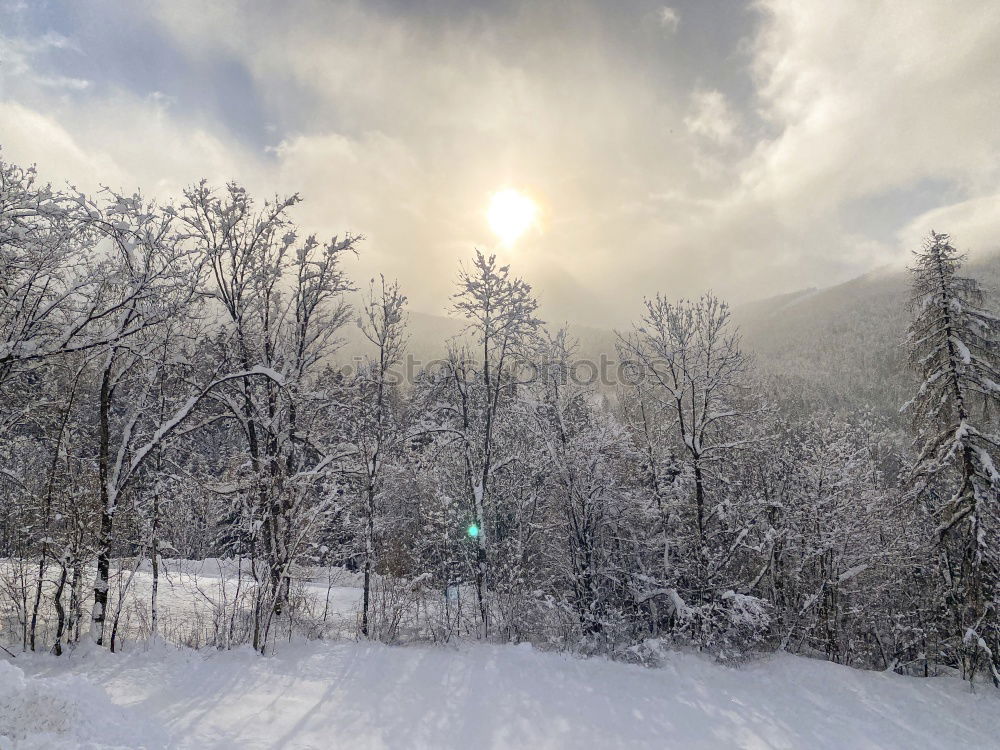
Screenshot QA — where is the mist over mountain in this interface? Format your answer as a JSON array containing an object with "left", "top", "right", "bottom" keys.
[
  {"left": 340, "top": 251, "right": 1000, "bottom": 422},
  {"left": 737, "top": 250, "right": 1000, "bottom": 417}
]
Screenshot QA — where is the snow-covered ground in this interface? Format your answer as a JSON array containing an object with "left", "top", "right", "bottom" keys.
[
  {"left": 4, "top": 638, "right": 999, "bottom": 749},
  {"left": 3, "top": 560, "right": 999, "bottom": 748},
  {"left": 0, "top": 559, "right": 363, "bottom": 648}
]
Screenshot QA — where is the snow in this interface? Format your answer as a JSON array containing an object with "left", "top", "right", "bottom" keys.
[
  {"left": 5, "top": 553, "right": 1000, "bottom": 749},
  {"left": 837, "top": 563, "right": 869, "bottom": 583},
  {"left": 974, "top": 446, "right": 1000, "bottom": 484},
  {"left": 0, "top": 658, "right": 165, "bottom": 749},
  {"left": 950, "top": 335, "right": 972, "bottom": 365},
  {"left": 4, "top": 641, "right": 998, "bottom": 749},
  {"left": 246, "top": 365, "right": 285, "bottom": 386},
  {"left": 3, "top": 558, "right": 362, "bottom": 648}
]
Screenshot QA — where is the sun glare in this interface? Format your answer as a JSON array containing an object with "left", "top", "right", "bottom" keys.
[{"left": 487, "top": 189, "right": 538, "bottom": 245}]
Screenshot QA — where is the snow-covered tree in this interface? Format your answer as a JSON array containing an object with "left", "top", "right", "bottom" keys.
[
  {"left": 443, "top": 250, "right": 542, "bottom": 635},
  {"left": 0, "top": 157, "right": 180, "bottom": 385},
  {"left": 529, "top": 329, "right": 635, "bottom": 643},
  {"left": 616, "top": 294, "right": 767, "bottom": 654},
  {"left": 905, "top": 231, "right": 1000, "bottom": 685},
  {"left": 351, "top": 276, "right": 408, "bottom": 637},
  {"left": 179, "top": 181, "right": 357, "bottom": 650},
  {"left": 621, "top": 294, "right": 753, "bottom": 545}
]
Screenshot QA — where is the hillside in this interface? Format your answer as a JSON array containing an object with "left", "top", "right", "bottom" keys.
[
  {"left": 737, "top": 252, "right": 1000, "bottom": 417},
  {"left": 339, "top": 252, "right": 1000, "bottom": 419}
]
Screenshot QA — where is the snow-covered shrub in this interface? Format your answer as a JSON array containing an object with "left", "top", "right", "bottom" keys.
[{"left": 672, "top": 591, "right": 773, "bottom": 664}]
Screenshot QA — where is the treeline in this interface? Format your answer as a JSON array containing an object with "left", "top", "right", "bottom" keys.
[{"left": 1, "top": 153, "right": 997, "bottom": 684}]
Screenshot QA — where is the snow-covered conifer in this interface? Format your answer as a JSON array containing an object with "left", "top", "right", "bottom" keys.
[{"left": 905, "top": 231, "right": 1000, "bottom": 684}]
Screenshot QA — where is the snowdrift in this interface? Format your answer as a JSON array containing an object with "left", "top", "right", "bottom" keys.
[{"left": 0, "top": 658, "right": 163, "bottom": 749}]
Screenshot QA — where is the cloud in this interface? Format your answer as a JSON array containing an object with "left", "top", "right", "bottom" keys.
[
  {"left": 685, "top": 89, "right": 739, "bottom": 147},
  {"left": 2, "top": 0, "right": 999, "bottom": 327},
  {"left": 0, "top": 32, "right": 90, "bottom": 90},
  {"left": 0, "top": 101, "right": 114, "bottom": 184},
  {"left": 0, "top": 93, "right": 261, "bottom": 200},
  {"left": 658, "top": 7, "right": 680, "bottom": 33},
  {"left": 900, "top": 194, "right": 1000, "bottom": 257},
  {"left": 140, "top": 0, "right": 709, "bottom": 320},
  {"left": 745, "top": 0, "right": 1000, "bottom": 214}
]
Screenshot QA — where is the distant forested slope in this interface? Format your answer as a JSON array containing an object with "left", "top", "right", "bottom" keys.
[{"left": 338, "top": 251, "right": 1000, "bottom": 420}]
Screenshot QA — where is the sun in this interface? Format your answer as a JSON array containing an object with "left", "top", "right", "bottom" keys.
[{"left": 487, "top": 189, "right": 538, "bottom": 245}]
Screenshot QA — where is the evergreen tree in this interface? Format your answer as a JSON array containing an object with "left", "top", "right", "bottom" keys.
[{"left": 905, "top": 230, "right": 1000, "bottom": 685}]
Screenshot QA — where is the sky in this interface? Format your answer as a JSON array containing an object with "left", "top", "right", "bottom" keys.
[{"left": 2, "top": 0, "right": 999, "bottom": 326}]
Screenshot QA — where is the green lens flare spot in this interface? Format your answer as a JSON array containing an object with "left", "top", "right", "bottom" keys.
[{"left": 467, "top": 524, "right": 480, "bottom": 538}]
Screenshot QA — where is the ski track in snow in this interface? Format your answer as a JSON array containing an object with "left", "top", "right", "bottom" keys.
[{"left": 6, "top": 639, "right": 1000, "bottom": 750}]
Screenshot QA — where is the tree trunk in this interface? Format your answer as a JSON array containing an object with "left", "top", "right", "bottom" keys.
[
  {"left": 51, "top": 560, "right": 69, "bottom": 656},
  {"left": 92, "top": 358, "right": 114, "bottom": 646}
]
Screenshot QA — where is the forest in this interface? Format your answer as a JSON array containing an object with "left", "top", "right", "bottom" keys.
[{"left": 2, "top": 150, "right": 999, "bottom": 690}]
